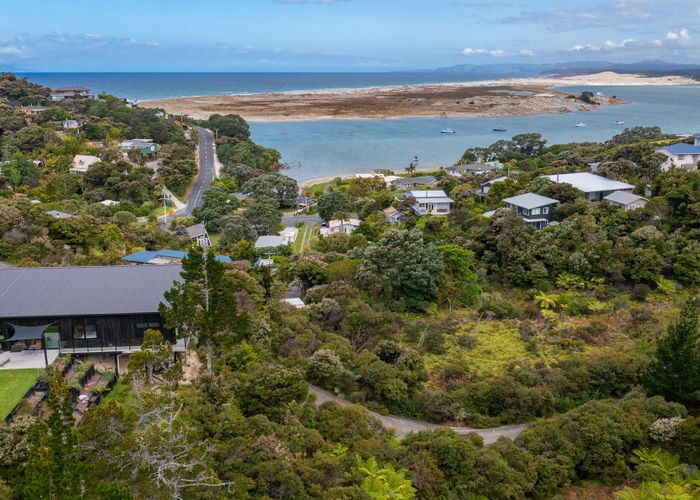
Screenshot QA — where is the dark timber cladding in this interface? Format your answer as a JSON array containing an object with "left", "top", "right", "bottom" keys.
[{"left": 0, "top": 265, "right": 182, "bottom": 353}]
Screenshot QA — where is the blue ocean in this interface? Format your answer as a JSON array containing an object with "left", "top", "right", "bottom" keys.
[{"left": 20, "top": 73, "right": 700, "bottom": 181}]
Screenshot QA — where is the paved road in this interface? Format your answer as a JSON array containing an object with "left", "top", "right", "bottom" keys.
[
  {"left": 184, "top": 127, "right": 217, "bottom": 216},
  {"left": 309, "top": 385, "right": 527, "bottom": 444},
  {"left": 282, "top": 213, "right": 322, "bottom": 226}
]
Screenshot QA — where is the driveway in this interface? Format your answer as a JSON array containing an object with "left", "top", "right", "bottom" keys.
[
  {"left": 309, "top": 385, "right": 527, "bottom": 444},
  {"left": 282, "top": 213, "right": 322, "bottom": 226}
]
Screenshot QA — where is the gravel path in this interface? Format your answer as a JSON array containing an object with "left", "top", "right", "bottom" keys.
[{"left": 309, "top": 385, "right": 527, "bottom": 444}]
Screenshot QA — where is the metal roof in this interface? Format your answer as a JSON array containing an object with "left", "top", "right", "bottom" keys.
[
  {"left": 661, "top": 143, "right": 700, "bottom": 155},
  {"left": 255, "top": 235, "right": 286, "bottom": 248},
  {"left": 0, "top": 265, "right": 183, "bottom": 318},
  {"left": 393, "top": 175, "right": 437, "bottom": 185},
  {"left": 123, "top": 249, "right": 231, "bottom": 264},
  {"left": 503, "top": 193, "right": 559, "bottom": 210},
  {"left": 543, "top": 173, "right": 634, "bottom": 193},
  {"left": 603, "top": 191, "right": 647, "bottom": 205},
  {"left": 409, "top": 190, "right": 453, "bottom": 203},
  {"left": 185, "top": 223, "right": 208, "bottom": 238}
]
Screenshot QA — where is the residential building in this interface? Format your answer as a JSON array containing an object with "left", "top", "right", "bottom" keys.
[
  {"left": 296, "top": 195, "right": 316, "bottom": 210},
  {"left": 657, "top": 134, "right": 700, "bottom": 170},
  {"left": 447, "top": 161, "right": 504, "bottom": 177},
  {"left": 123, "top": 249, "right": 232, "bottom": 265},
  {"left": 46, "top": 210, "right": 73, "bottom": 220},
  {"left": 120, "top": 138, "right": 159, "bottom": 155},
  {"left": 409, "top": 190, "right": 453, "bottom": 216},
  {"left": 320, "top": 218, "right": 361, "bottom": 237},
  {"left": 100, "top": 199, "right": 119, "bottom": 207},
  {"left": 20, "top": 106, "right": 47, "bottom": 116},
  {"left": 51, "top": 86, "right": 94, "bottom": 102},
  {"left": 185, "top": 223, "right": 211, "bottom": 248},
  {"left": 603, "top": 191, "right": 648, "bottom": 211},
  {"left": 254, "top": 258, "right": 275, "bottom": 268},
  {"left": 543, "top": 172, "right": 634, "bottom": 201},
  {"left": 283, "top": 298, "right": 305, "bottom": 309},
  {"left": 0, "top": 265, "right": 184, "bottom": 363},
  {"left": 390, "top": 175, "right": 438, "bottom": 189},
  {"left": 255, "top": 235, "right": 286, "bottom": 249},
  {"left": 61, "top": 119, "right": 80, "bottom": 129},
  {"left": 280, "top": 227, "right": 299, "bottom": 244},
  {"left": 69, "top": 154, "right": 101, "bottom": 175},
  {"left": 383, "top": 206, "right": 405, "bottom": 225},
  {"left": 479, "top": 176, "right": 510, "bottom": 195},
  {"left": 502, "top": 193, "right": 558, "bottom": 230}
]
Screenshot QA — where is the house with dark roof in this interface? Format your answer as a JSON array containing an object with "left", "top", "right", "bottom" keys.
[
  {"left": 389, "top": 175, "right": 438, "bottom": 189},
  {"left": 51, "top": 86, "right": 94, "bottom": 102},
  {"left": 502, "top": 193, "right": 558, "bottom": 229},
  {"left": 0, "top": 265, "right": 184, "bottom": 364},
  {"left": 657, "top": 135, "right": 700, "bottom": 170},
  {"left": 185, "top": 223, "right": 211, "bottom": 248}
]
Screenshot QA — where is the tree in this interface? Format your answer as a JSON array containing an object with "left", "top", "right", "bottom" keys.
[
  {"left": 238, "top": 363, "right": 308, "bottom": 421},
  {"left": 219, "top": 216, "right": 256, "bottom": 247},
  {"left": 4, "top": 153, "right": 40, "bottom": 188},
  {"left": 287, "top": 251, "right": 328, "bottom": 292},
  {"left": 645, "top": 300, "right": 700, "bottom": 409},
  {"left": 317, "top": 191, "right": 352, "bottom": 221},
  {"left": 23, "top": 372, "right": 82, "bottom": 499},
  {"left": 356, "top": 229, "right": 444, "bottom": 311},
  {"left": 129, "top": 329, "right": 175, "bottom": 384},
  {"left": 161, "top": 247, "right": 249, "bottom": 372},
  {"left": 242, "top": 196, "right": 281, "bottom": 236},
  {"left": 241, "top": 173, "right": 298, "bottom": 208},
  {"left": 354, "top": 456, "right": 416, "bottom": 500},
  {"left": 207, "top": 114, "right": 250, "bottom": 141},
  {"left": 192, "top": 186, "right": 238, "bottom": 232},
  {"left": 436, "top": 244, "right": 481, "bottom": 309}
]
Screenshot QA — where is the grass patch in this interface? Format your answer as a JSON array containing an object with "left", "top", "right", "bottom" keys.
[
  {"left": 102, "top": 379, "right": 141, "bottom": 410},
  {"left": 292, "top": 224, "right": 311, "bottom": 254},
  {"left": 0, "top": 369, "right": 42, "bottom": 418}
]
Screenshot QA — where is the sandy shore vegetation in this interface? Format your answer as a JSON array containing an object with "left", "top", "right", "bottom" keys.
[{"left": 141, "top": 72, "right": 696, "bottom": 121}]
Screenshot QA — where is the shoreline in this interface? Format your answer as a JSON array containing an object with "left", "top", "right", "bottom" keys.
[{"left": 141, "top": 72, "right": 696, "bottom": 121}]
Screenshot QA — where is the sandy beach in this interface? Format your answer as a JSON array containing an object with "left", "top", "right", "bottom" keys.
[{"left": 140, "top": 72, "right": 695, "bottom": 121}]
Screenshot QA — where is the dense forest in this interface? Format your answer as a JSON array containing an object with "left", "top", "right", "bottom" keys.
[{"left": 1, "top": 73, "right": 699, "bottom": 499}]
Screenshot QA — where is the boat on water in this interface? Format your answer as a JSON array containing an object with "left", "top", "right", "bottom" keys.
[
  {"left": 441, "top": 129, "right": 456, "bottom": 134},
  {"left": 493, "top": 127, "right": 507, "bottom": 132},
  {"left": 575, "top": 122, "right": 587, "bottom": 128},
  {"left": 615, "top": 120, "right": 624, "bottom": 125}
]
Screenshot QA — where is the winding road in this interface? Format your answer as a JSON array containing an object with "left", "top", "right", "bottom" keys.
[
  {"left": 309, "top": 385, "right": 527, "bottom": 444},
  {"left": 183, "top": 127, "right": 217, "bottom": 216}
]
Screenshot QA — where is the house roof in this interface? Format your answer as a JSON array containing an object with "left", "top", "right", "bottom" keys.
[
  {"left": 603, "top": 191, "right": 647, "bottom": 205},
  {"left": 409, "top": 190, "right": 454, "bottom": 204},
  {"left": 481, "top": 176, "right": 510, "bottom": 187},
  {"left": 660, "top": 143, "right": 700, "bottom": 155},
  {"left": 543, "top": 173, "right": 633, "bottom": 193},
  {"left": 0, "top": 265, "right": 183, "bottom": 318},
  {"left": 46, "top": 210, "right": 72, "bottom": 219},
  {"left": 503, "top": 193, "right": 559, "bottom": 210},
  {"left": 280, "top": 227, "right": 299, "bottom": 237},
  {"left": 54, "top": 86, "right": 90, "bottom": 92},
  {"left": 71, "top": 155, "right": 100, "bottom": 171},
  {"left": 393, "top": 175, "right": 437, "bottom": 185},
  {"left": 185, "top": 223, "right": 208, "bottom": 239},
  {"left": 123, "top": 249, "right": 231, "bottom": 264},
  {"left": 255, "top": 235, "right": 286, "bottom": 248},
  {"left": 383, "top": 206, "right": 399, "bottom": 216},
  {"left": 449, "top": 162, "right": 503, "bottom": 172},
  {"left": 282, "top": 298, "right": 305, "bottom": 308},
  {"left": 328, "top": 218, "right": 361, "bottom": 228}
]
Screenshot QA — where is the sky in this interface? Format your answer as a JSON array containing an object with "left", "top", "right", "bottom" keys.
[{"left": 1, "top": 0, "right": 700, "bottom": 71}]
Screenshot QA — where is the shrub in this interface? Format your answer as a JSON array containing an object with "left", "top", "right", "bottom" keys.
[{"left": 306, "top": 349, "right": 345, "bottom": 389}]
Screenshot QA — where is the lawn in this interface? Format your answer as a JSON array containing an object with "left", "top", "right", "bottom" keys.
[
  {"left": 0, "top": 369, "right": 42, "bottom": 418},
  {"left": 292, "top": 224, "right": 313, "bottom": 254}
]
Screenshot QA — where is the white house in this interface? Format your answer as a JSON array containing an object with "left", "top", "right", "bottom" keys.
[
  {"left": 46, "top": 210, "right": 73, "bottom": 220},
  {"left": 282, "top": 298, "right": 305, "bottom": 309},
  {"left": 100, "top": 199, "right": 120, "bottom": 207},
  {"left": 543, "top": 172, "right": 634, "bottom": 201},
  {"left": 279, "top": 227, "right": 299, "bottom": 245},
  {"left": 447, "top": 161, "right": 504, "bottom": 177},
  {"left": 603, "top": 191, "right": 648, "bottom": 211},
  {"left": 69, "top": 154, "right": 101, "bottom": 175},
  {"left": 320, "top": 218, "right": 361, "bottom": 237},
  {"left": 409, "top": 190, "right": 453, "bottom": 216},
  {"left": 61, "top": 119, "right": 80, "bottom": 129},
  {"left": 657, "top": 134, "right": 700, "bottom": 170}
]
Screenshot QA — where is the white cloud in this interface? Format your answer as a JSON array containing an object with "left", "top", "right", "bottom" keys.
[
  {"left": 570, "top": 28, "right": 693, "bottom": 53},
  {"left": 462, "top": 47, "right": 534, "bottom": 57}
]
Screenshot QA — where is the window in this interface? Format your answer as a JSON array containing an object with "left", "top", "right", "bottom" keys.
[
  {"left": 73, "top": 324, "right": 85, "bottom": 339},
  {"left": 542, "top": 207, "right": 549, "bottom": 215},
  {"left": 531, "top": 208, "right": 541, "bottom": 215},
  {"left": 85, "top": 324, "right": 97, "bottom": 339}
]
